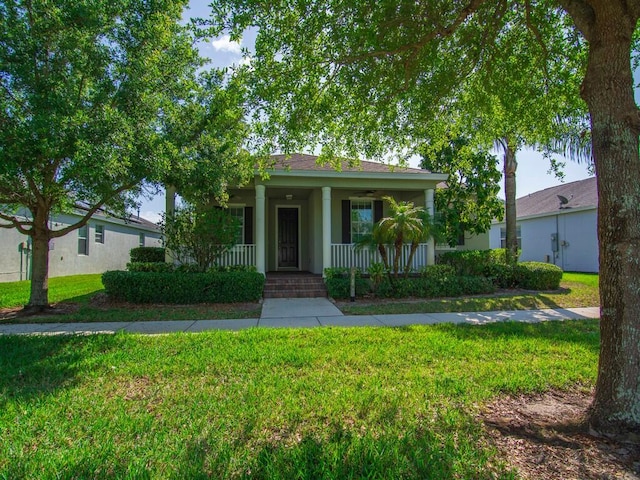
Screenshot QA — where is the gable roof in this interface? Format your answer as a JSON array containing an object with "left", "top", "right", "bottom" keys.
[
  {"left": 516, "top": 176, "right": 597, "bottom": 218},
  {"left": 268, "top": 153, "right": 428, "bottom": 174}
]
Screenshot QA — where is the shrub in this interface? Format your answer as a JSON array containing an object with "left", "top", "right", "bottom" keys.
[
  {"left": 323, "top": 268, "right": 369, "bottom": 299},
  {"left": 102, "top": 271, "right": 265, "bottom": 303},
  {"left": 374, "top": 273, "right": 494, "bottom": 299},
  {"left": 209, "top": 265, "right": 257, "bottom": 273},
  {"left": 514, "top": 262, "right": 563, "bottom": 290},
  {"left": 483, "top": 263, "right": 517, "bottom": 288},
  {"left": 439, "top": 248, "right": 518, "bottom": 276},
  {"left": 130, "top": 247, "right": 166, "bottom": 263},
  {"left": 127, "top": 262, "right": 175, "bottom": 273}
]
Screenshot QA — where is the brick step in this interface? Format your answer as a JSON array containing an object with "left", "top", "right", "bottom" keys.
[
  {"left": 264, "top": 289, "right": 327, "bottom": 298},
  {"left": 263, "top": 274, "right": 327, "bottom": 298}
]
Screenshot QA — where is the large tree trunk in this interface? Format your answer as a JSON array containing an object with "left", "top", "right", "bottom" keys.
[
  {"left": 28, "top": 227, "right": 51, "bottom": 310},
  {"left": 502, "top": 138, "right": 518, "bottom": 265},
  {"left": 574, "top": 1, "right": 640, "bottom": 436}
]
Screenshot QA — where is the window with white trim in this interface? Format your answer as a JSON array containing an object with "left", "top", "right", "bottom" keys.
[
  {"left": 350, "top": 200, "right": 373, "bottom": 243},
  {"left": 500, "top": 225, "right": 522, "bottom": 249},
  {"left": 139, "top": 232, "right": 145, "bottom": 247},
  {"left": 95, "top": 224, "right": 104, "bottom": 244},
  {"left": 78, "top": 225, "right": 89, "bottom": 255},
  {"left": 228, "top": 206, "right": 245, "bottom": 244}
]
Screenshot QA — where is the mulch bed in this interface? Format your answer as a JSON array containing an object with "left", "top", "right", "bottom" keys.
[{"left": 479, "top": 389, "right": 640, "bottom": 479}]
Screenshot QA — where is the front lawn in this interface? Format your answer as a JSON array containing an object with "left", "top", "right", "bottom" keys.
[
  {"left": 0, "top": 320, "right": 599, "bottom": 479},
  {"left": 0, "top": 274, "right": 104, "bottom": 309}
]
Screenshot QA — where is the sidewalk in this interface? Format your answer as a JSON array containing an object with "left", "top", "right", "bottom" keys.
[{"left": 0, "top": 297, "right": 600, "bottom": 336}]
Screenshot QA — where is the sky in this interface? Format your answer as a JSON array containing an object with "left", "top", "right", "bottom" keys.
[{"left": 137, "top": 3, "right": 594, "bottom": 223}]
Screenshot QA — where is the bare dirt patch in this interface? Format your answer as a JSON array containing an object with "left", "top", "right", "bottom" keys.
[{"left": 480, "top": 389, "right": 640, "bottom": 479}]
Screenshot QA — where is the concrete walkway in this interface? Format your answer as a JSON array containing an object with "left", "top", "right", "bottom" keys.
[{"left": 0, "top": 297, "right": 600, "bottom": 335}]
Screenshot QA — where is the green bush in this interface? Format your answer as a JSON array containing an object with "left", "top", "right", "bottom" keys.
[
  {"left": 127, "top": 262, "right": 175, "bottom": 273},
  {"left": 439, "top": 249, "right": 516, "bottom": 276},
  {"left": 371, "top": 274, "right": 494, "bottom": 299},
  {"left": 482, "top": 263, "right": 517, "bottom": 288},
  {"left": 323, "top": 268, "right": 369, "bottom": 299},
  {"left": 514, "top": 262, "right": 563, "bottom": 290},
  {"left": 130, "top": 247, "right": 166, "bottom": 263},
  {"left": 102, "top": 271, "right": 265, "bottom": 304},
  {"left": 209, "top": 265, "right": 257, "bottom": 273}
]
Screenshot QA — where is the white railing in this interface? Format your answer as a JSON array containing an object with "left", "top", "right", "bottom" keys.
[
  {"left": 217, "top": 244, "right": 256, "bottom": 267},
  {"left": 331, "top": 243, "right": 428, "bottom": 272}
]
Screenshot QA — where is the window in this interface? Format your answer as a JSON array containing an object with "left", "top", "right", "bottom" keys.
[
  {"left": 78, "top": 225, "right": 89, "bottom": 255},
  {"left": 228, "top": 206, "right": 245, "bottom": 244},
  {"left": 95, "top": 225, "right": 104, "bottom": 244},
  {"left": 500, "top": 225, "right": 522, "bottom": 249},
  {"left": 350, "top": 200, "right": 373, "bottom": 243},
  {"left": 139, "top": 232, "right": 145, "bottom": 247}
]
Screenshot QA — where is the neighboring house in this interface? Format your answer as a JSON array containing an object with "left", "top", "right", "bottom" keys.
[
  {"left": 0, "top": 208, "right": 162, "bottom": 282},
  {"left": 489, "top": 177, "right": 598, "bottom": 272},
  {"left": 167, "top": 153, "right": 487, "bottom": 275}
]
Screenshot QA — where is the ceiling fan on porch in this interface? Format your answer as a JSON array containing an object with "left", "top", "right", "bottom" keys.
[{"left": 352, "top": 189, "right": 384, "bottom": 198}]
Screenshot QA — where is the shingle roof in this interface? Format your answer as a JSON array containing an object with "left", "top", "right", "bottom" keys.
[
  {"left": 517, "top": 176, "right": 597, "bottom": 217},
  {"left": 268, "top": 153, "right": 428, "bottom": 174}
]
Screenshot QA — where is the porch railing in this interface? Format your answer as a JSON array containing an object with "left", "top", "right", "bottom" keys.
[
  {"left": 217, "top": 244, "right": 256, "bottom": 267},
  {"left": 331, "top": 243, "right": 428, "bottom": 272}
]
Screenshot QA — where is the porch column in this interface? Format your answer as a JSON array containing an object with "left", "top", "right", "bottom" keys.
[
  {"left": 322, "top": 186, "right": 332, "bottom": 275},
  {"left": 255, "top": 184, "right": 266, "bottom": 275},
  {"left": 165, "top": 185, "right": 176, "bottom": 264},
  {"left": 425, "top": 188, "right": 435, "bottom": 265}
]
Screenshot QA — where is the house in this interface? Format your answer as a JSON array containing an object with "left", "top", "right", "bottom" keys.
[
  {"left": 489, "top": 177, "right": 598, "bottom": 272},
  {"left": 166, "top": 153, "right": 488, "bottom": 275},
  {"left": 0, "top": 207, "right": 162, "bottom": 282}
]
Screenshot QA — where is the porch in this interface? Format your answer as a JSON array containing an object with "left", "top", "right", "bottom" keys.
[{"left": 217, "top": 242, "right": 430, "bottom": 272}]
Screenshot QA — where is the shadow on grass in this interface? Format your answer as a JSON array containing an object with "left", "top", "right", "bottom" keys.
[
  {"left": 0, "top": 334, "right": 120, "bottom": 402},
  {"left": 431, "top": 319, "right": 600, "bottom": 351},
  {"left": 176, "top": 424, "right": 512, "bottom": 480}
]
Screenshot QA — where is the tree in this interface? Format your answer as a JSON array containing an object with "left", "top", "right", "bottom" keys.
[
  {"left": 212, "top": 0, "right": 640, "bottom": 435},
  {"left": 420, "top": 136, "right": 503, "bottom": 247},
  {"left": 0, "top": 0, "right": 235, "bottom": 310},
  {"left": 160, "top": 204, "right": 239, "bottom": 271}
]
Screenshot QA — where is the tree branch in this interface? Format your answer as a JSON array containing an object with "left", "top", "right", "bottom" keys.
[
  {"left": 0, "top": 211, "right": 33, "bottom": 235},
  {"left": 337, "top": 0, "right": 487, "bottom": 64},
  {"left": 524, "top": 0, "right": 550, "bottom": 79},
  {"left": 50, "top": 182, "right": 138, "bottom": 238},
  {"left": 559, "top": 0, "right": 595, "bottom": 40}
]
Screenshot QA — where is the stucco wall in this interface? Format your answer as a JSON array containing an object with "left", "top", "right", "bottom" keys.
[
  {"left": 490, "top": 209, "right": 598, "bottom": 272},
  {"left": 0, "top": 213, "right": 162, "bottom": 282}
]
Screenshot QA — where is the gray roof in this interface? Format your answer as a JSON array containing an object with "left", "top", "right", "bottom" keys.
[
  {"left": 268, "top": 153, "right": 428, "bottom": 174},
  {"left": 517, "top": 176, "right": 597, "bottom": 218}
]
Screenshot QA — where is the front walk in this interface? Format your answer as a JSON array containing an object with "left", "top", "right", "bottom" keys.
[{"left": 0, "top": 298, "right": 600, "bottom": 335}]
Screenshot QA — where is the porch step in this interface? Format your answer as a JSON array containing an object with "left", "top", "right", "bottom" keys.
[{"left": 263, "top": 274, "right": 327, "bottom": 298}]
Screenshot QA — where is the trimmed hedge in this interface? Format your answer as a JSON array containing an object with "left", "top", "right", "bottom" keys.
[
  {"left": 323, "top": 267, "right": 495, "bottom": 300},
  {"left": 439, "top": 249, "right": 513, "bottom": 276},
  {"left": 130, "top": 247, "right": 166, "bottom": 263},
  {"left": 127, "top": 262, "right": 175, "bottom": 273},
  {"left": 102, "top": 270, "right": 265, "bottom": 304},
  {"left": 515, "top": 262, "right": 563, "bottom": 290}
]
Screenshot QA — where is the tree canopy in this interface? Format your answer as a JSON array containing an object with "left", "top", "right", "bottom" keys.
[
  {"left": 211, "top": 0, "right": 640, "bottom": 436},
  {"left": 0, "top": 0, "right": 250, "bottom": 307}
]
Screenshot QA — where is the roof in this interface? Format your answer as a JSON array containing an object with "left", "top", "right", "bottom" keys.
[
  {"left": 268, "top": 153, "right": 428, "bottom": 174},
  {"left": 516, "top": 176, "right": 597, "bottom": 218}
]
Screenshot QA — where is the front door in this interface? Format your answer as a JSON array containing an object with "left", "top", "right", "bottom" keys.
[{"left": 278, "top": 207, "right": 299, "bottom": 269}]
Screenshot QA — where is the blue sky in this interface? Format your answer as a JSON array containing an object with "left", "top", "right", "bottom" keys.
[{"left": 137, "top": 4, "right": 593, "bottom": 222}]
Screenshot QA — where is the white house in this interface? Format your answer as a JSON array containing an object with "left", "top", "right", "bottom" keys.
[
  {"left": 0, "top": 208, "right": 162, "bottom": 282},
  {"left": 167, "top": 153, "right": 488, "bottom": 275},
  {"left": 490, "top": 177, "right": 598, "bottom": 272}
]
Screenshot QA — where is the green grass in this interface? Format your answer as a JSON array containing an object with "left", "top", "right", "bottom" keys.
[
  {"left": 0, "top": 320, "right": 599, "bottom": 479},
  {"left": 0, "top": 274, "right": 104, "bottom": 308},
  {"left": 340, "top": 272, "right": 599, "bottom": 316}
]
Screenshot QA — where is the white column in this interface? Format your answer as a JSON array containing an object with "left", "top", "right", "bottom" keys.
[
  {"left": 164, "top": 185, "right": 177, "bottom": 264},
  {"left": 425, "top": 188, "right": 435, "bottom": 265},
  {"left": 255, "top": 184, "right": 266, "bottom": 275},
  {"left": 322, "top": 186, "right": 332, "bottom": 275}
]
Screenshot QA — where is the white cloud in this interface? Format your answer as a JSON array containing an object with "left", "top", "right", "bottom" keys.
[{"left": 211, "top": 35, "right": 242, "bottom": 55}]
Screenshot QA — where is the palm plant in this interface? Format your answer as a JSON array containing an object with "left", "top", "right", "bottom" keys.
[{"left": 377, "top": 197, "right": 427, "bottom": 278}]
